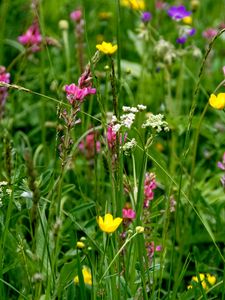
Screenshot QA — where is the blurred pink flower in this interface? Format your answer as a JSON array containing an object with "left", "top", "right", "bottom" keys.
[
  {"left": 79, "top": 131, "right": 101, "bottom": 159},
  {"left": 217, "top": 152, "right": 225, "bottom": 170},
  {"left": 122, "top": 208, "right": 136, "bottom": 220},
  {"left": 107, "top": 125, "right": 117, "bottom": 149},
  {"left": 65, "top": 83, "right": 96, "bottom": 104},
  {"left": 18, "top": 22, "right": 42, "bottom": 52},
  {"left": 202, "top": 28, "right": 218, "bottom": 39},
  {"left": 0, "top": 66, "right": 10, "bottom": 117},
  {"left": 70, "top": 10, "right": 82, "bottom": 22}
]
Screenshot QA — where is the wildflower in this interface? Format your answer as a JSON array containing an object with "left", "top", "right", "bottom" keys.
[
  {"left": 167, "top": 5, "right": 191, "bottom": 21},
  {"left": 154, "top": 39, "right": 177, "bottom": 65},
  {"left": 189, "top": 273, "right": 216, "bottom": 290},
  {"left": 176, "top": 27, "right": 196, "bottom": 44},
  {"left": 137, "top": 104, "right": 147, "bottom": 111},
  {"left": 135, "top": 226, "right": 144, "bottom": 233},
  {"left": 191, "top": 0, "right": 200, "bottom": 11},
  {"left": 107, "top": 125, "right": 117, "bottom": 149},
  {"left": 218, "top": 153, "right": 225, "bottom": 170},
  {"left": 120, "top": 113, "right": 136, "bottom": 129},
  {"left": 65, "top": 83, "right": 96, "bottom": 104},
  {"left": 122, "top": 208, "right": 136, "bottom": 220},
  {"left": 74, "top": 266, "right": 92, "bottom": 285},
  {"left": 0, "top": 66, "right": 10, "bottom": 117},
  {"left": 70, "top": 10, "right": 82, "bottom": 22},
  {"left": 141, "top": 12, "right": 152, "bottom": 23},
  {"left": 97, "top": 213, "right": 122, "bottom": 233},
  {"left": 18, "top": 22, "right": 42, "bottom": 52},
  {"left": 121, "top": 0, "right": 145, "bottom": 10},
  {"left": 79, "top": 131, "right": 101, "bottom": 158},
  {"left": 58, "top": 20, "right": 69, "bottom": 30},
  {"left": 182, "top": 16, "right": 192, "bottom": 25},
  {"left": 122, "top": 138, "right": 137, "bottom": 155},
  {"left": 206, "top": 274, "right": 216, "bottom": 286},
  {"left": 122, "top": 106, "right": 139, "bottom": 113},
  {"left": 142, "top": 113, "right": 169, "bottom": 132},
  {"left": 96, "top": 41, "right": 118, "bottom": 55},
  {"left": 202, "top": 28, "right": 218, "bottom": 39},
  {"left": 144, "top": 173, "right": 157, "bottom": 208},
  {"left": 209, "top": 93, "right": 225, "bottom": 110},
  {"left": 76, "top": 241, "right": 85, "bottom": 249}
]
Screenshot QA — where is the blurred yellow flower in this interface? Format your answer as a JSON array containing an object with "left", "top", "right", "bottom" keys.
[
  {"left": 74, "top": 266, "right": 92, "bottom": 285},
  {"left": 76, "top": 241, "right": 85, "bottom": 249},
  {"left": 121, "top": 0, "right": 145, "bottom": 10},
  {"left": 206, "top": 273, "right": 216, "bottom": 285},
  {"left": 96, "top": 41, "right": 118, "bottom": 55},
  {"left": 98, "top": 12, "right": 112, "bottom": 20},
  {"left": 209, "top": 93, "right": 225, "bottom": 110},
  {"left": 183, "top": 16, "right": 192, "bottom": 25},
  {"left": 97, "top": 213, "right": 122, "bottom": 233}
]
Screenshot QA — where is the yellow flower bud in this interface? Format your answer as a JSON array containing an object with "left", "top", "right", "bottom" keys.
[{"left": 135, "top": 226, "right": 144, "bottom": 233}]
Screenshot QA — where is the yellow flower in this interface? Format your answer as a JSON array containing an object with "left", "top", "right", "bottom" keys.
[
  {"left": 209, "top": 93, "right": 225, "bottom": 110},
  {"left": 74, "top": 266, "right": 92, "bottom": 285},
  {"left": 76, "top": 241, "right": 85, "bottom": 249},
  {"left": 96, "top": 41, "right": 118, "bottom": 55},
  {"left": 182, "top": 16, "right": 192, "bottom": 25},
  {"left": 121, "top": 0, "right": 145, "bottom": 10},
  {"left": 97, "top": 213, "right": 122, "bottom": 233},
  {"left": 206, "top": 274, "right": 216, "bottom": 286},
  {"left": 135, "top": 226, "right": 145, "bottom": 233}
]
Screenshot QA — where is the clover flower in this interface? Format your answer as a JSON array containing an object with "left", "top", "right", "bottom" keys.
[
  {"left": 97, "top": 213, "right": 122, "bottom": 233},
  {"left": 74, "top": 266, "right": 92, "bottom": 285},
  {"left": 167, "top": 5, "right": 191, "bottom": 21},
  {"left": 209, "top": 93, "right": 225, "bottom": 110},
  {"left": 70, "top": 10, "right": 82, "bottom": 22},
  {"left": 96, "top": 41, "right": 118, "bottom": 55}
]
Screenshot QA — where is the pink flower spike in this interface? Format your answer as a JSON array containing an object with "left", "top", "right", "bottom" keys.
[
  {"left": 65, "top": 83, "right": 96, "bottom": 104},
  {"left": 18, "top": 23, "right": 42, "bottom": 52},
  {"left": 223, "top": 66, "right": 225, "bottom": 77}
]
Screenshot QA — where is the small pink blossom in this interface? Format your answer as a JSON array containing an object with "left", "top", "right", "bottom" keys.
[
  {"left": 70, "top": 10, "right": 82, "bottom": 22},
  {"left": 65, "top": 83, "right": 96, "bottom": 104},
  {"left": 217, "top": 153, "right": 225, "bottom": 170},
  {"left": 0, "top": 66, "right": 10, "bottom": 117},
  {"left": 18, "top": 23, "right": 42, "bottom": 52},
  {"left": 122, "top": 208, "right": 136, "bottom": 220},
  {"left": 79, "top": 131, "right": 101, "bottom": 159},
  {"left": 155, "top": 245, "right": 162, "bottom": 251},
  {"left": 107, "top": 125, "right": 117, "bottom": 149},
  {"left": 202, "top": 28, "right": 218, "bottom": 39}
]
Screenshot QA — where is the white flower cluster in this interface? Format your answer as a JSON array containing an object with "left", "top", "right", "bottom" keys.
[
  {"left": 142, "top": 113, "right": 169, "bottom": 132},
  {"left": 111, "top": 104, "right": 147, "bottom": 133},
  {"left": 122, "top": 138, "right": 137, "bottom": 155},
  {"left": 154, "top": 39, "right": 177, "bottom": 65}
]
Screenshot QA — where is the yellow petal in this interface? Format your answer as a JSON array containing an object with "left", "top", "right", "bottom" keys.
[
  {"left": 209, "top": 93, "right": 225, "bottom": 110},
  {"left": 104, "top": 213, "right": 113, "bottom": 225}
]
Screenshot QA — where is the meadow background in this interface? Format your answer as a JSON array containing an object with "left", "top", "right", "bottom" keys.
[{"left": 0, "top": 0, "right": 225, "bottom": 299}]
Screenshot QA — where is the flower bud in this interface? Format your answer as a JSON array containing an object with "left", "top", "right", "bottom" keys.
[{"left": 135, "top": 226, "right": 144, "bottom": 234}]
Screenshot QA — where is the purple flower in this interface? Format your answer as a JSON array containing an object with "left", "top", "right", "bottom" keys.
[
  {"left": 176, "top": 36, "right": 187, "bottom": 44},
  {"left": 217, "top": 153, "right": 225, "bottom": 170},
  {"left": 141, "top": 11, "right": 152, "bottom": 23},
  {"left": 167, "top": 5, "right": 191, "bottom": 21},
  {"left": 176, "top": 26, "right": 196, "bottom": 44}
]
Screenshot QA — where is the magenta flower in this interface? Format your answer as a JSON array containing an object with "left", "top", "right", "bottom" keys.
[
  {"left": 0, "top": 66, "right": 10, "bottom": 117},
  {"left": 122, "top": 208, "right": 136, "bottom": 220},
  {"left": 70, "top": 10, "right": 82, "bottom": 22},
  {"left": 65, "top": 83, "right": 96, "bottom": 104},
  {"left": 217, "top": 153, "right": 225, "bottom": 170},
  {"left": 167, "top": 5, "right": 191, "bottom": 21},
  {"left": 177, "top": 27, "right": 196, "bottom": 44},
  {"left": 18, "top": 23, "right": 42, "bottom": 52},
  {"left": 79, "top": 131, "right": 101, "bottom": 159},
  {"left": 107, "top": 125, "right": 117, "bottom": 149}
]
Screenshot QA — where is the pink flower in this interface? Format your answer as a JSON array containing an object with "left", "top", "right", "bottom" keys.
[
  {"left": 122, "top": 208, "right": 136, "bottom": 220},
  {"left": 65, "top": 83, "right": 96, "bottom": 104},
  {"left": 218, "top": 153, "right": 225, "bottom": 170},
  {"left": 18, "top": 23, "right": 42, "bottom": 52},
  {"left": 0, "top": 66, "right": 10, "bottom": 86},
  {"left": 79, "top": 131, "right": 101, "bottom": 159},
  {"left": 0, "top": 66, "right": 10, "bottom": 117},
  {"left": 107, "top": 125, "right": 117, "bottom": 149},
  {"left": 144, "top": 172, "right": 157, "bottom": 208},
  {"left": 70, "top": 10, "right": 82, "bottom": 22},
  {"left": 202, "top": 28, "right": 218, "bottom": 39}
]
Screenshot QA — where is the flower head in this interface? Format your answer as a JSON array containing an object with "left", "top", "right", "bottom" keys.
[
  {"left": 209, "top": 93, "right": 225, "bottom": 110},
  {"left": 70, "top": 10, "right": 82, "bottom": 22},
  {"left": 122, "top": 208, "right": 136, "bottom": 220},
  {"left": 97, "top": 213, "right": 122, "bottom": 233},
  {"left": 218, "top": 152, "right": 225, "bottom": 170},
  {"left": 96, "top": 41, "right": 118, "bottom": 55},
  {"left": 167, "top": 5, "right": 191, "bottom": 21},
  {"left": 121, "top": 0, "right": 145, "bottom": 10},
  {"left": 74, "top": 266, "right": 92, "bottom": 285},
  {"left": 202, "top": 28, "right": 218, "bottom": 39},
  {"left": 141, "top": 11, "right": 152, "bottom": 23},
  {"left": 65, "top": 83, "right": 96, "bottom": 104},
  {"left": 18, "top": 22, "right": 42, "bottom": 52}
]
